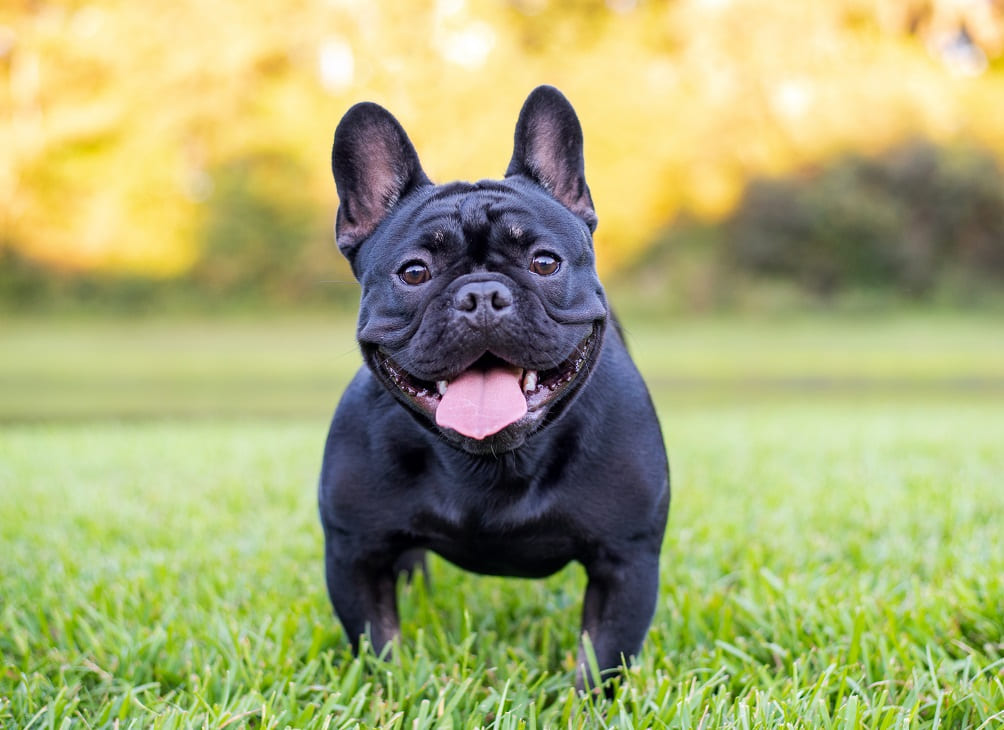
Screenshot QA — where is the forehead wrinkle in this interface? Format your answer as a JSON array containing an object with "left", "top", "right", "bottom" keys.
[
  {"left": 411, "top": 182, "right": 473, "bottom": 216},
  {"left": 418, "top": 226, "right": 455, "bottom": 255},
  {"left": 414, "top": 208, "right": 456, "bottom": 230},
  {"left": 462, "top": 191, "right": 537, "bottom": 227}
]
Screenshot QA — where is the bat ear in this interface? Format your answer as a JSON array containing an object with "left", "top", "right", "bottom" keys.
[
  {"left": 331, "top": 102, "right": 432, "bottom": 260},
  {"left": 505, "top": 86, "right": 597, "bottom": 232}
]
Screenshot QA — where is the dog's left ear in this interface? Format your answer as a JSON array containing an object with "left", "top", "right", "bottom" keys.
[
  {"left": 331, "top": 102, "right": 432, "bottom": 260},
  {"left": 505, "top": 86, "right": 597, "bottom": 232}
]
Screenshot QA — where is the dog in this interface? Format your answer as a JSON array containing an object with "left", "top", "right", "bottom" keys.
[{"left": 319, "top": 86, "right": 670, "bottom": 689}]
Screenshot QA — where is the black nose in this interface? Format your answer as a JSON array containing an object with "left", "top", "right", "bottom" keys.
[{"left": 454, "top": 280, "right": 514, "bottom": 320}]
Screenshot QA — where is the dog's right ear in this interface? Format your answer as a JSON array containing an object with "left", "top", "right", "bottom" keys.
[{"left": 331, "top": 102, "right": 432, "bottom": 260}]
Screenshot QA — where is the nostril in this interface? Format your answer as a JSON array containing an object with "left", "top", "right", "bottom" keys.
[
  {"left": 457, "top": 291, "right": 478, "bottom": 312},
  {"left": 491, "top": 288, "right": 513, "bottom": 310}
]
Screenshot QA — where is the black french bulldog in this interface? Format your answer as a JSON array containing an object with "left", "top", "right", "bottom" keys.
[{"left": 318, "top": 86, "right": 669, "bottom": 689}]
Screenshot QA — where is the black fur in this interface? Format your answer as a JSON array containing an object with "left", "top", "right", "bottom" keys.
[{"left": 319, "top": 86, "right": 669, "bottom": 690}]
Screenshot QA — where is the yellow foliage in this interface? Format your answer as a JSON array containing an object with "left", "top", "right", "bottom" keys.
[{"left": 1, "top": 0, "right": 1002, "bottom": 276}]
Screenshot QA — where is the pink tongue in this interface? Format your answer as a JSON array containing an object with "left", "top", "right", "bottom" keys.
[{"left": 435, "top": 365, "right": 528, "bottom": 439}]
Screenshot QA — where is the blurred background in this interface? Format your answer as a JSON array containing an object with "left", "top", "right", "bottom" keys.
[{"left": 2, "top": 0, "right": 1003, "bottom": 420}]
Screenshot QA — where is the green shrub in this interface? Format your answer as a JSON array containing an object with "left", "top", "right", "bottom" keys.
[{"left": 725, "top": 141, "right": 1004, "bottom": 297}]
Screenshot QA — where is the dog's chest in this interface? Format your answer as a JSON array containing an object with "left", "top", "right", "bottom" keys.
[{"left": 409, "top": 496, "right": 582, "bottom": 578}]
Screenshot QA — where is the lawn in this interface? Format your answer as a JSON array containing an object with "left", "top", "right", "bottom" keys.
[{"left": 2, "top": 314, "right": 1003, "bottom": 728}]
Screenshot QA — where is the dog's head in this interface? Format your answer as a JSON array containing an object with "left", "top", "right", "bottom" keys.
[{"left": 331, "top": 86, "right": 608, "bottom": 454}]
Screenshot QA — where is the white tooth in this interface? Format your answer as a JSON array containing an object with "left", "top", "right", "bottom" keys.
[
  {"left": 523, "top": 370, "right": 538, "bottom": 393},
  {"left": 437, "top": 380, "right": 448, "bottom": 396}
]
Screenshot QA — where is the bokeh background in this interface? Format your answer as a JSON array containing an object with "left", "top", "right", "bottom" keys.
[{"left": 4, "top": 0, "right": 1004, "bottom": 315}]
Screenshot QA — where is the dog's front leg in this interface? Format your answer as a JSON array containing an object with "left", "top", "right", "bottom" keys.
[
  {"left": 324, "top": 538, "right": 400, "bottom": 656},
  {"left": 575, "top": 550, "right": 660, "bottom": 692}
]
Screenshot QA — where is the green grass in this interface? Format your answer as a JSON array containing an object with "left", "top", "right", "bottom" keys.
[{"left": 2, "top": 314, "right": 1003, "bottom": 727}]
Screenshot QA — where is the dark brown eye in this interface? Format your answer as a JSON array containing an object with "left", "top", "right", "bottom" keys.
[
  {"left": 399, "top": 261, "right": 431, "bottom": 285},
  {"left": 530, "top": 252, "right": 560, "bottom": 276}
]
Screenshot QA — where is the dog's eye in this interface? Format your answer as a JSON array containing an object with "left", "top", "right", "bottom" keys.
[
  {"left": 399, "top": 261, "right": 431, "bottom": 286},
  {"left": 529, "top": 253, "right": 561, "bottom": 277}
]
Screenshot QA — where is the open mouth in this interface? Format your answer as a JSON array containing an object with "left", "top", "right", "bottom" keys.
[{"left": 367, "top": 325, "right": 601, "bottom": 441}]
